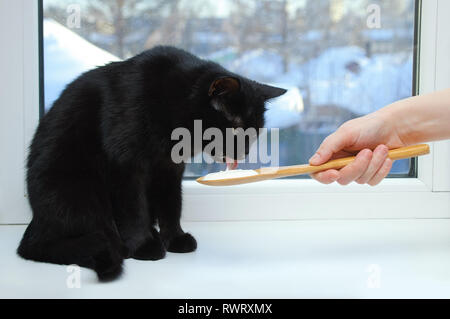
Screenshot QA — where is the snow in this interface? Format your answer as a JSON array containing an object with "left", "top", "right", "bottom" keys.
[
  {"left": 44, "top": 19, "right": 413, "bottom": 130},
  {"left": 303, "top": 46, "right": 412, "bottom": 115},
  {"left": 362, "top": 28, "right": 414, "bottom": 41},
  {"left": 227, "top": 46, "right": 412, "bottom": 117},
  {"left": 43, "top": 19, "right": 120, "bottom": 110},
  {"left": 300, "top": 30, "right": 324, "bottom": 42},
  {"left": 229, "top": 49, "right": 285, "bottom": 82},
  {"left": 264, "top": 86, "right": 303, "bottom": 129}
]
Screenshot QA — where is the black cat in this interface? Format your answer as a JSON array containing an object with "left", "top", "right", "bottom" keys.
[{"left": 17, "top": 46, "right": 286, "bottom": 281}]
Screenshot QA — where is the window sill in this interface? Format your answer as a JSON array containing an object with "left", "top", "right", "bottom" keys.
[
  {"left": 183, "top": 177, "right": 430, "bottom": 195},
  {"left": 3, "top": 220, "right": 450, "bottom": 298},
  {"left": 182, "top": 178, "right": 450, "bottom": 221}
]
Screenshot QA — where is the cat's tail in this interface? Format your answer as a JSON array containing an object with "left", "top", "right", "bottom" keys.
[{"left": 17, "top": 220, "right": 124, "bottom": 282}]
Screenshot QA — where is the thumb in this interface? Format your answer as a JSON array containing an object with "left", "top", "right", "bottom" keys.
[{"left": 309, "top": 129, "right": 353, "bottom": 165}]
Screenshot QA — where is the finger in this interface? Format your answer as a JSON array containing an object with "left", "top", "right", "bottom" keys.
[
  {"left": 337, "top": 149, "right": 372, "bottom": 185},
  {"left": 355, "top": 145, "right": 389, "bottom": 184},
  {"left": 310, "top": 169, "right": 340, "bottom": 184},
  {"left": 368, "top": 158, "right": 393, "bottom": 186},
  {"left": 309, "top": 128, "right": 355, "bottom": 166}
]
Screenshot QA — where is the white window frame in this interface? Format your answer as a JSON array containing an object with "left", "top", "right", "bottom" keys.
[
  {"left": 0, "top": 0, "right": 449, "bottom": 224},
  {"left": 0, "top": 0, "right": 39, "bottom": 224}
]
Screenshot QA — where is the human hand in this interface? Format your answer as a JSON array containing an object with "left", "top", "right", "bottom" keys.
[{"left": 309, "top": 112, "right": 406, "bottom": 185}]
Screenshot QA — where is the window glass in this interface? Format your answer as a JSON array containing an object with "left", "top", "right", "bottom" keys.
[{"left": 42, "top": 0, "right": 417, "bottom": 177}]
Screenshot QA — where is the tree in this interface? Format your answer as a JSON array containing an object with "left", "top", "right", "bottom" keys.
[
  {"left": 227, "top": 0, "right": 291, "bottom": 72},
  {"left": 86, "top": 0, "right": 151, "bottom": 58}
]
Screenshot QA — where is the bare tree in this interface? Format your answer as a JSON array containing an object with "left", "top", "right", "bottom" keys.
[
  {"left": 87, "top": 0, "right": 147, "bottom": 58},
  {"left": 144, "top": 0, "right": 186, "bottom": 48},
  {"left": 227, "top": 0, "right": 291, "bottom": 72}
]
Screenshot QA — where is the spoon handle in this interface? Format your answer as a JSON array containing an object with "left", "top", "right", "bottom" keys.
[{"left": 257, "top": 144, "right": 430, "bottom": 177}]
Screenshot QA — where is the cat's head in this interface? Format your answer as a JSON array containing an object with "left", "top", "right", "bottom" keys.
[{"left": 197, "top": 74, "right": 286, "bottom": 166}]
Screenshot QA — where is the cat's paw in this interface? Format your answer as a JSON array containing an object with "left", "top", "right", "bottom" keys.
[
  {"left": 94, "top": 246, "right": 124, "bottom": 282},
  {"left": 96, "top": 262, "right": 123, "bottom": 282},
  {"left": 166, "top": 233, "right": 197, "bottom": 253},
  {"left": 132, "top": 232, "right": 166, "bottom": 261}
]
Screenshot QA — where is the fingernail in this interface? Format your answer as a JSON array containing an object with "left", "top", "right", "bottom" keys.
[{"left": 309, "top": 153, "right": 320, "bottom": 163}]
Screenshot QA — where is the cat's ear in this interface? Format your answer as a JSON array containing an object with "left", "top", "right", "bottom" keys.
[
  {"left": 258, "top": 84, "right": 287, "bottom": 101},
  {"left": 208, "top": 77, "right": 240, "bottom": 97}
]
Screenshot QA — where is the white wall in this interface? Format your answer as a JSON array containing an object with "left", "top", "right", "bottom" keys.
[{"left": 0, "top": 0, "right": 39, "bottom": 223}]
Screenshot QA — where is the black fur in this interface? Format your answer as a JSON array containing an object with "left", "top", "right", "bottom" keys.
[{"left": 17, "top": 46, "right": 286, "bottom": 281}]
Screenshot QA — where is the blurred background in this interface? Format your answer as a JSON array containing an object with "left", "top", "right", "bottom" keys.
[{"left": 43, "top": 0, "right": 416, "bottom": 177}]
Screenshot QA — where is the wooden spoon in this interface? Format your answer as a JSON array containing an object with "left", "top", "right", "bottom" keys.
[{"left": 196, "top": 144, "right": 430, "bottom": 186}]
